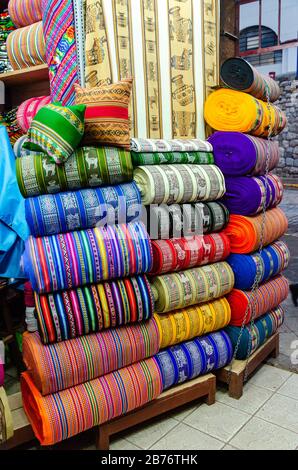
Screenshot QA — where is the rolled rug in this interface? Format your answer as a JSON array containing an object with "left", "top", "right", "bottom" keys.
[
  {"left": 131, "top": 150, "right": 214, "bottom": 166},
  {"left": 21, "top": 357, "right": 163, "bottom": 446},
  {"left": 227, "top": 275, "right": 289, "bottom": 326},
  {"left": 8, "top": 0, "right": 42, "bottom": 28},
  {"left": 151, "top": 262, "right": 234, "bottom": 314},
  {"left": 25, "top": 221, "right": 153, "bottom": 293},
  {"left": 208, "top": 132, "right": 280, "bottom": 176},
  {"left": 17, "top": 96, "right": 51, "bottom": 133},
  {"left": 6, "top": 22, "right": 46, "bottom": 70},
  {"left": 224, "top": 207, "right": 288, "bottom": 254},
  {"left": 130, "top": 138, "right": 213, "bottom": 153}
]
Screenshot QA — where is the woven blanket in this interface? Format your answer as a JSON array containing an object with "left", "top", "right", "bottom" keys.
[
  {"left": 227, "top": 275, "right": 289, "bottom": 326},
  {"left": 130, "top": 138, "right": 213, "bottom": 153},
  {"left": 16, "top": 96, "right": 51, "bottom": 133},
  {"left": 0, "top": 387, "right": 14, "bottom": 444},
  {"left": 227, "top": 241, "right": 290, "bottom": 290},
  {"left": 21, "top": 357, "right": 163, "bottom": 445},
  {"left": 208, "top": 132, "right": 280, "bottom": 176},
  {"left": 25, "top": 182, "right": 141, "bottom": 237},
  {"left": 25, "top": 221, "right": 153, "bottom": 293},
  {"left": 156, "top": 331, "right": 233, "bottom": 391},
  {"left": 6, "top": 21, "right": 46, "bottom": 70},
  {"left": 131, "top": 151, "right": 214, "bottom": 167},
  {"left": 151, "top": 262, "right": 234, "bottom": 314},
  {"left": 155, "top": 297, "right": 231, "bottom": 349},
  {"left": 134, "top": 165, "right": 226, "bottom": 205},
  {"left": 8, "top": 0, "right": 42, "bottom": 28}
]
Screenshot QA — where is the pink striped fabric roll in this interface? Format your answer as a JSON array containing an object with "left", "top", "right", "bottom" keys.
[
  {"left": 8, "top": 0, "right": 42, "bottom": 28},
  {"left": 17, "top": 96, "right": 51, "bottom": 133},
  {"left": 6, "top": 22, "right": 46, "bottom": 70}
]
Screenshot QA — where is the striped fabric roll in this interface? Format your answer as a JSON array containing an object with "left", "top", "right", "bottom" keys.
[
  {"left": 156, "top": 331, "right": 233, "bottom": 390},
  {"left": 227, "top": 275, "right": 289, "bottom": 326},
  {"left": 6, "top": 22, "right": 46, "bottom": 70},
  {"left": 155, "top": 297, "right": 231, "bottom": 349},
  {"left": 17, "top": 96, "right": 51, "bottom": 133},
  {"left": 131, "top": 151, "right": 214, "bottom": 166},
  {"left": 225, "top": 306, "right": 284, "bottom": 359},
  {"left": 150, "top": 233, "right": 231, "bottom": 275},
  {"left": 134, "top": 165, "right": 226, "bottom": 205},
  {"left": 25, "top": 182, "right": 141, "bottom": 237},
  {"left": 21, "top": 357, "right": 163, "bottom": 446},
  {"left": 25, "top": 221, "right": 153, "bottom": 293},
  {"left": 8, "top": 0, "right": 42, "bottom": 28},
  {"left": 34, "top": 275, "right": 155, "bottom": 344},
  {"left": 152, "top": 262, "right": 234, "bottom": 314},
  {"left": 23, "top": 318, "right": 160, "bottom": 394},
  {"left": 130, "top": 138, "right": 213, "bottom": 153}
]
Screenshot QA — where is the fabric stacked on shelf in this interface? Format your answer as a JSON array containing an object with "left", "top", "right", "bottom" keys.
[
  {"left": 0, "top": 10, "right": 15, "bottom": 74},
  {"left": 0, "top": 107, "right": 23, "bottom": 144}
]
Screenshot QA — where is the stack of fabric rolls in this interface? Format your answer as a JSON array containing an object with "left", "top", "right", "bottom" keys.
[
  {"left": 205, "top": 57, "right": 289, "bottom": 360},
  {"left": 0, "top": 9, "right": 15, "bottom": 74}
]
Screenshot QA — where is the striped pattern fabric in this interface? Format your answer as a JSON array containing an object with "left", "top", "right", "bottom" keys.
[
  {"left": 21, "top": 358, "right": 163, "bottom": 446},
  {"left": 131, "top": 151, "right": 214, "bottom": 167},
  {"left": 155, "top": 297, "right": 231, "bottom": 349},
  {"left": 23, "top": 318, "right": 160, "bottom": 394},
  {"left": 17, "top": 96, "right": 51, "bottom": 133},
  {"left": 25, "top": 221, "right": 153, "bottom": 293},
  {"left": 25, "top": 182, "right": 141, "bottom": 237},
  {"left": 152, "top": 262, "right": 234, "bottom": 314},
  {"left": 130, "top": 138, "right": 213, "bottom": 153},
  {"left": 8, "top": 0, "right": 42, "bottom": 28},
  {"left": 16, "top": 147, "right": 133, "bottom": 198},
  {"left": 6, "top": 21, "right": 46, "bottom": 70},
  {"left": 227, "top": 275, "right": 289, "bottom": 326}
]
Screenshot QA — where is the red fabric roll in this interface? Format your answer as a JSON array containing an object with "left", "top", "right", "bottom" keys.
[
  {"left": 24, "top": 281, "right": 35, "bottom": 308},
  {"left": 17, "top": 96, "right": 51, "bottom": 133}
]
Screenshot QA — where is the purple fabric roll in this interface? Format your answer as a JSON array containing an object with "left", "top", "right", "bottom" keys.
[{"left": 0, "top": 363, "right": 4, "bottom": 387}]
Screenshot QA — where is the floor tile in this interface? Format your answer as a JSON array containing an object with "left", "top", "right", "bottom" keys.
[
  {"left": 250, "top": 364, "right": 291, "bottom": 391},
  {"left": 150, "top": 423, "right": 224, "bottom": 450},
  {"left": 216, "top": 383, "right": 273, "bottom": 415},
  {"left": 285, "top": 317, "right": 298, "bottom": 335},
  {"left": 278, "top": 374, "right": 298, "bottom": 400},
  {"left": 110, "top": 438, "right": 142, "bottom": 451},
  {"left": 280, "top": 332, "right": 298, "bottom": 359},
  {"left": 256, "top": 394, "right": 298, "bottom": 433},
  {"left": 222, "top": 445, "right": 239, "bottom": 450},
  {"left": 170, "top": 403, "right": 199, "bottom": 422},
  {"left": 124, "top": 417, "right": 178, "bottom": 450}
]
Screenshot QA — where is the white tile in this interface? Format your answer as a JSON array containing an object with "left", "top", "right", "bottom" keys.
[
  {"left": 170, "top": 404, "right": 199, "bottom": 422},
  {"left": 250, "top": 364, "right": 291, "bottom": 391},
  {"left": 216, "top": 383, "right": 273, "bottom": 414},
  {"left": 124, "top": 417, "right": 178, "bottom": 450},
  {"left": 184, "top": 402, "right": 250, "bottom": 443},
  {"left": 278, "top": 374, "right": 298, "bottom": 400},
  {"left": 230, "top": 417, "right": 298, "bottom": 450},
  {"left": 256, "top": 394, "right": 298, "bottom": 433},
  {"left": 150, "top": 423, "right": 224, "bottom": 450},
  {"left": 110, "top": 438, "right": 141, "bottom": 451}
]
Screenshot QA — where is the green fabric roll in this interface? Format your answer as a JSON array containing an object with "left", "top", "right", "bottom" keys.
[{"left": 131, "top": 151, "right": 214, "bottom": 166}]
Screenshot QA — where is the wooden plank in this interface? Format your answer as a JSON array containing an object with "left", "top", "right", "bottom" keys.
[{"left": 0, "top": 65, "right": 49, "bottom": 87}]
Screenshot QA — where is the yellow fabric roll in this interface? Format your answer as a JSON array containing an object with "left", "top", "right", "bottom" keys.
[{"left": 0, "top": 386, "right": 14, "bottom": 443}]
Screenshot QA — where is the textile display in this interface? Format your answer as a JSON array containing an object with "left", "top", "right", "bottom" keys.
[
  {"left": 0, "top": 10, "right": 15, "bottom": 74},
  {"left": 16, "top": 96, "right": 51, "bottom": 133},
  {"left": 23, "top": 318, "right": 160, "bottom": 394},
  {"left": 156, "top": 331, "right": 233, "bottom": 391},
  {"left": 25, "top": 182, "right": 141, "bottom": 237},
  {"left": 155, "top": 297, "right": 231, "bottom": 349},
  {"left": 224, "top": 207, "right": 288, "bottom": 254},
  {"left": 25, "top": 221, "right": 152, "bottom": 293},
  {"left": 225, "top": 306, "right": 284, "bottom": 360},
  {"left": 21, "top": 357, "right": 163, "bottom": 446},
  {"left": 152, "top": 262, "right": 234, "bottom": 313},
  {"left": 73, "top": 0, "right": 85, "bottom": 87},
  {"left": 0, "top": 387, "right": 14, "bottom": 444},
  {"left": 201, "top": 0, "right": 219, "bottom": 98},
  {"left": 6, "top": 21, "right": 46, "bottom": 70},
  {"left": 16, "top": 147, "right": 133, "bottom": 198},
  {"left": 222, "top": 174, "right": 284, "bottom": 216},
  {"left": 208, "top": 132, "right": 280, "bottom": 176},
  {"left": 134, "top": 164, "right": 226, "bottom": 205},
  {"left": 131, "top": 151, "right": 214, "bottom": 167},
  {"left": 220, "top": 58, "right": 281, "bottom": 103},
  {"left": 227, "top": 241, "right": 290, "bottom": 290},
  {"left": 8, "top": 0, "right": 42, "bottom": 28},
  {"left": 150, "top": 232, "right": 231, "bottom": 275},
  {"left": 204, "top": 89, "right": 287, "bottom": 137},
  {"left": 131, "top": 138, "right": 213, "bottom": 153},
  {"left": 0, "top": 107, "right": 23, "bottom": 144},
  {"left": 227, "top": 275, "right": 289, "bottom": 326}
]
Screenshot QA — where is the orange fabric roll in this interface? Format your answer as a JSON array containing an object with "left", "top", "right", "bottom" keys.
[{"left": 6, "top": 22, "right": 46, "bottom": 70}]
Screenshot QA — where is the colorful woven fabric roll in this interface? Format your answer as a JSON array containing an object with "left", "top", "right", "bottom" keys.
[
  {"left": 34, "top": 275, "right": 155, "bottom": 344},
  {"left": 155, "top": 297, "right": 231, "bottom": 349},
  {"left": 6, "top": 21, "right": 46, "bottom": 70},
  {"left": 134, "top": 165, "right": 226, "bottom": 205},
  {"left": 156, "top": 331, "right": 233, "bottom": 390},
  {"left": 152, "top": 262, "right": 234, "bottom": 314},
  {"left": 208, "top": 132, "right": 280, "bottom": 176},
  {"left": 227, "top": 241, "right": 290, "bottom": 290},
  {"left": 204, "top": 89, "right": 286, "bottom": 137},
  {"left": 131, "top": 138, "right": 213, "bottom": 153},
  {"left": 227, "top": 275, "right": 289, "bottom": 326},
  {"left": 16, "top": 96, "right": 51, "bottom": 133},
  {"left": 222, "top": 174, "right": 283, "bottom": 216},
  {"left": 21, "top": 357, "right": 163, "bottom": 445},
  {"left": 25, "top": 182, "right": 141, "bottom": 237},
  {"left": 17, "top": 147, "right": 134, "bottom": 198},
  {"left": 150, "top": 233, "right": 231, "bottom": 275},
  {"left": 224, "top": 207, "right": 288, "bottom": 254},
  {"left": 8, "top": 0, "right": 42, "bottom": 28},
  {"left": 25, "top": 221, "right": 152, "bottom": 293},
  {"left": 225, "top": 306, "right": 284, "bottom": 360},
  {"left": 131, "top": 151, "right": 214, "bottom": 166},
  {"left": 23, "top": 318, "right": 160, "bottom": 394}
]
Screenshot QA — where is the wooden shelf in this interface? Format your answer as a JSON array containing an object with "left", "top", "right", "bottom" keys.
[{"left": 0, "top": 65, "right": 49, "bottom": 87}]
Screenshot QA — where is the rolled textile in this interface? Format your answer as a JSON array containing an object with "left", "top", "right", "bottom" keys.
[
  {"left": 204, "top": 89, "right": 286, "bottom": 137},
  {"left": 222, "top": 174, "right": 284, "bottom": 216},
  {"left": 34, "top": 275, "right": 155, "bottom": 344},
  {"left": 134, "top": 165, "right": 226, "bottom": 205},
  {"left": 25, "top": 221, "right": 153, "bottom": 293},
  {"left": 156, "top": 331, "right": 233, "bottom": 390},
  {"left": 150, "top": 232, "right": 231, "bottom": 275},
  {"left": 6, "top": 22, "right": 46, "bottom": 70},
  {"left": 208, "top": 132, "right": 280, "bottom": 176},
  {"left": 227, "top": 275, "right": 289, "bottom": 326},
  {"left": 0, "top": 387, "right": 14, "bottom": 443},
  {"left": 21, "top": 357, "right": 163, "bottom": 446},
  {"left": 224, "top": 207, "right": 288, "bottom": 254},
  {"left": 25, "top": 182, "right": 141, "bottom": 237},
  {"left": 220, "top": 57, "right": 281, "bottom": 103},
  {"left": 155, "top": 297, "right": 231, "bottom": 349},
  {"left": 23, "top": 318, "right": 160, "bottom": 394},
  {"left": 131, "top": 151, "right": 214, "bottom": 166},
  {"left": 225, "top": 305, "right": 284, "bottom": 360},
  {"left": 227, "top": 241, "right": 290, "bottom": 290},
  {"left": 130, "top": 138, "right": 213, "bottom": 153},
  {"left": 17, "top": 147, "right": 133, "bottom": 198},
  {"left": 8, "top": 0, "right": 42, "bottom": 28},
  {"left": 17, "top": 96, "right": 51, "bottom": 133},
  {"left": 152, "top": 262, "right": 234, "bottom": 314}
]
